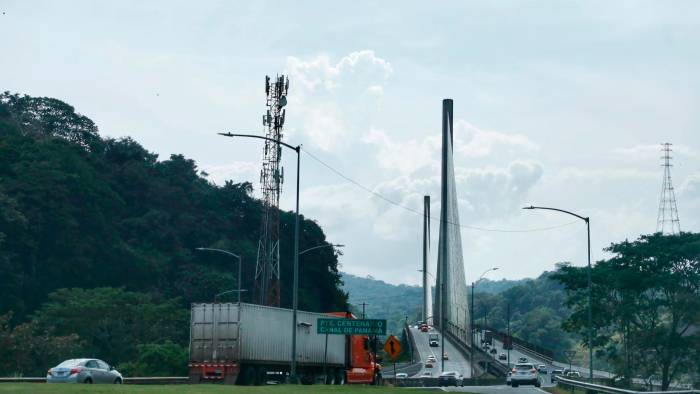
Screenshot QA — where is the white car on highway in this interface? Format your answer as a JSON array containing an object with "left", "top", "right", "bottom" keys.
[{"left": 511, "top": 363, "right": 541, "bottom": 387}]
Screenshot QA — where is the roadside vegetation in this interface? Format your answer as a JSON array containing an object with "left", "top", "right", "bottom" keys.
[
  {"left": 553, "top": 233, "right": 700, "bottom": 390},
  {"left": 0, "top": 92, "right": 348, "bottom": 377}
]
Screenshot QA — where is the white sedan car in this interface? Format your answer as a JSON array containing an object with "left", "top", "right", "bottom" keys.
[{"left": 47, "top": 358, "right": 122, "bottom": 384}]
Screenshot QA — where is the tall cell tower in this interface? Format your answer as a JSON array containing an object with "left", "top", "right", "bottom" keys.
[
  {"left": 656, "top": 142, "right": 681, "bottom": 235},
  {"left": 255, "top": 74, "right": 289, "bottom": 306}
]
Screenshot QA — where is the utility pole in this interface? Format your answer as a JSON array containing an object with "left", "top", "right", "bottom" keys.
[{"left": 506, "top": 302, "right": 511, "bottom": 367}]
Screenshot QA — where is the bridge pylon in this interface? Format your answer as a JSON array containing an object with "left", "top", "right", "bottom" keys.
[{"left": 433, "top": 99, "right": 471, "bottom": 346}]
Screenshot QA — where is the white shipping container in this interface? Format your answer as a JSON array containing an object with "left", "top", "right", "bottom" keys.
[{"left": 190, "top": 303, "right": 347, "bottom": 367}]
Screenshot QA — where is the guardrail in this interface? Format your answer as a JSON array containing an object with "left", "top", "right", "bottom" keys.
[
  {"left": 554, "top": 375, "right": 700, "bottom": 394},
  {"left": 0, "top": 377, "right": 190, "bottom": 384},
  {"left": 512, "top": 342, "right": 554, "bottom": 364},
  {"left": 442, "top": 328, "right": 509, "bottom": 377}
]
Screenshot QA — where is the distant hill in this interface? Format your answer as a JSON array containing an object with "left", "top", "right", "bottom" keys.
[
  {"left": 340, "top": 273, "right": 422, "bottom": 335},
  {"left": 341, "top": 271, "right": 576, "bottom": 358}
]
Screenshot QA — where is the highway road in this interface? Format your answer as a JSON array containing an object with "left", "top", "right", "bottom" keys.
[
  {"left": 409, "top": 326, "right": 472, "bottom": 379},
  {"left": 488, "top": 334, "right": 613, "bottom": 379},
  {"left": 443, "top": 383, "right": 554, "bottom": 392}
]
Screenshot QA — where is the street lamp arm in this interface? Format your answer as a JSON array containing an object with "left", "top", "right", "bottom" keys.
[
  {"left": 477, "top": 267, "right": 499, "bottom": 282},
  {"left": 195, "top": 247, "right": 240, "bottom": 259},
  {"left": 522, "top": 205, "right": 588, "bottom": 222},
  {"left": 299, "top": 244, "right": 344, "bottom": 256},
  {"left": 219, "top": 132, "right": 300, "bottom": 152},
  {"left": 417, "top": 269, "right": 435, "bottom": 280}
]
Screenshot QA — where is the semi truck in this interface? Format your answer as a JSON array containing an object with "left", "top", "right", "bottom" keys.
[{"left": 188, "top": 302, "right": 382, "bottom": 385}]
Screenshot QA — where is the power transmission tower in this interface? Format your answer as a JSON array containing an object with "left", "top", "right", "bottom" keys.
[
  {"left": 656, "top": 143, "right": 681, "bottom": 235},
  {"left": 255, "top": 74, "right": 289, "bottom": 306}
]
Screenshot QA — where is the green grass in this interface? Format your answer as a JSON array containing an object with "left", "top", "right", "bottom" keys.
[{"left": 0, "top": 384, "right": 438, "bottom": 393}]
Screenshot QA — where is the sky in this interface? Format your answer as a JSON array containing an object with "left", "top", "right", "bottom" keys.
[{"left": 2, "top": 1, "right": 700, "bottom": 286}]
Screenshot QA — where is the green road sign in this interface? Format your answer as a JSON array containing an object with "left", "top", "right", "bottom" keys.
[{"left": 317, "top": 318, "right": 387, "bottom": 335}]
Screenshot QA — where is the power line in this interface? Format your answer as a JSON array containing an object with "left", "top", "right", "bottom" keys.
[{"left": 301, "top": 148, "right": 578, "bottom": 233}]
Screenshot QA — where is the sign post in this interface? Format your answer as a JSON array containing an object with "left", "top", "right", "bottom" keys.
[{"left": 383, "top": 335, "right": 402, "bottom": 386}]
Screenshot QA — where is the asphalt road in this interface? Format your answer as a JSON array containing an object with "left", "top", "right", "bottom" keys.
[
  {"left": 409, "top": 326, "right": 472, "bottom": 379},
  {"left": 442, "top": 383, "right": 553, "bottom": 393}
]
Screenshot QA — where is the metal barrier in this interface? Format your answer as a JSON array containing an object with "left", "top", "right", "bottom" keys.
[
  {"left": 0, "top": 377, "right": 190, "bottom": 384},
  {"left": 554, "top": 375, "right": 700, "bottom": 394}
]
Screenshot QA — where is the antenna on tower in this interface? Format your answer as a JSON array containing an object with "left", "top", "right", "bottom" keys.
[
  {"left": 656, "top": 143, "right": 681, "bottom": 235},
  {"left": 254, "top": 74, "right": 289, "bottom": 306}
]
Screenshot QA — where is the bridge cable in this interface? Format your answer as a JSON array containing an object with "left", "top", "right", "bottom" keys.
[{"left": 301, "top": 148, "right": 578, "bottom": 233}]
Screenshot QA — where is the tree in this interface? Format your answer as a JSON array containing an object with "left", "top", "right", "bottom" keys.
[
  {"left": 31, "top": 288, "right": 188, "bottom": 367},
  {"left": 552, "top": 233, "right": 700, "bottom": 390}
]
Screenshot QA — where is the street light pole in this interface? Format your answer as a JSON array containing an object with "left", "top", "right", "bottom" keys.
[
  {"left": 219, "top": 132, "right": 302, "bottom": 382},
  {"left": 195, "top": 247, "right": 243, "bottom": 305},
  {"left": 470, "top": 267, "right": 498, "bottom": 380},
  {"left": 523, "top": 205, "right": 593, "bottom": 381}
]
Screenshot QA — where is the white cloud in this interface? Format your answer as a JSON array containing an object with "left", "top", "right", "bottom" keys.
[
  {"left": 284, "top": 50, "right": 393, "bottom": 152},
  {"left": 611, "top": 144, "right": 698, "bottom": 160},
  {"left": 202, "top": 161, "right": 258, "bottom": 185},
  {"left": 453, "top": 120, "right": 539, "bottom": 158}
]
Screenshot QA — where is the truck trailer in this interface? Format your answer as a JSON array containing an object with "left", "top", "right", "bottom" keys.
[{"left": 188, "top": 302, "right": 382, "bottom": 385}]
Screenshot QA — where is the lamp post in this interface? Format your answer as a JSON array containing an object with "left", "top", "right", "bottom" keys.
[
  {"left": 219, "top": 132, "right": 302, "bottom": 382},
  {"left": 417, "top": 269, "right": 434, "bottom": 324},
  {"left": 523, "top": 205, "right": 592, "bottom": 381},
  {"left": 471, "top": 267, "right": 498, "bottom": 380},
  {"left": 195, "top": 247, "right": 243, "bottom": 305}
]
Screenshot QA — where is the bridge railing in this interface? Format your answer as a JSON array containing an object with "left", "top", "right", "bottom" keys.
[
  {"left": 554, "top": 375, "right": 699, "bottom": 394},
  {"left": 473, "top": 323, "right": 555, "bottom": 360}
]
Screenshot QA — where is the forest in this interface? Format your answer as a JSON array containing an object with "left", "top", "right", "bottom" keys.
[{"left": 0, "top": 92, "right": 348, "bottom": 376}]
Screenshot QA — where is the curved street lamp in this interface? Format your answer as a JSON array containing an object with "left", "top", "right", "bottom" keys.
[
  {"left": 195, "top": 247, "right": 243, "bottom": 305},
  {"left": 219, "top": 132, "right": 302, "bottom": 382},
  {"left": 522, "top": 205, "right": 592, "bottom": 381},
  {"left": 471, "top": 267, "right": 498, "bottom": 380},
  {"left": 299, "top": 243, "right": 344, "bottom": 256}
]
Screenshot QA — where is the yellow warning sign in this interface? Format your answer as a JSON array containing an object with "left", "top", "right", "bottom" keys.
[{"left": 383, "top": 335, "right": 402, "bottom": 360}]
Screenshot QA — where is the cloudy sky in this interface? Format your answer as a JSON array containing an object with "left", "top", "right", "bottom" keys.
[{"left": 2, "top": 1, "right": 700, "bottom": 285}]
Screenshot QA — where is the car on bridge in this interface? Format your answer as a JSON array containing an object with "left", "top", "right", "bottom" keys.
[
  {"left": 510, "top": 363, "right": 541, "bottom": 387},
  {"left": 518, "top": 357, "right": 528, "bottom": 363},
  {"left": 395, "top": 373, "right": 408, "bottom": 379},
  {"left": 538, "top": 364, "right": 548, "bottom": 374},
  {"left": 428, "top": 333, "right": 439, "bottom": 347},
  {"left": 421, "top": 371, "right": 432, "bottom": 377},
  {"left": 498, "top": 353, "right": 507, "bottom": 361},
  {"left": 442, "top": 353, "right": 449, "bottom": 360},
  {"left": 427, "top": 355, "right": 436, "bottom": 363},
  {"left": 438, "top": 371, "right": 464, "bottom": 387}
]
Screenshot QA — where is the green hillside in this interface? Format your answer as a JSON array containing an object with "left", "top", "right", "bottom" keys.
[{"left": 0, "top": 92, "right": 348, "bottom": 376}]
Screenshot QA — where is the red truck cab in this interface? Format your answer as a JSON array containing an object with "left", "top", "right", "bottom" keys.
[{"left": 325, "top": 311, "right": 382, "bottom": 384}]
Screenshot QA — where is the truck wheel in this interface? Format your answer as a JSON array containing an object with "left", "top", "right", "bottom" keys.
[
  {"left": 241, "top": 366, "right": 256, "bottom": 386},
  {"left": 255, "top": 367, "right": 267, "bottom": 386},
  {"left": 335, "top": 369, "right": 346, "bottom": 385},
  {"left": 324, "top": 372, "right": 335, "bottom": 385}
]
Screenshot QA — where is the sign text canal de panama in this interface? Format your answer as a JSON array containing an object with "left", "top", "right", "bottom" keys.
[{"left": 317, "top": 318, "right": 387, "bottom": 335}]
